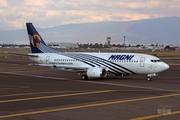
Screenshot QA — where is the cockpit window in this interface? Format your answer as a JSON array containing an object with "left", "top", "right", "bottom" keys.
[{"left": 151, "top": 59, "right": 161, "bottom": 62}]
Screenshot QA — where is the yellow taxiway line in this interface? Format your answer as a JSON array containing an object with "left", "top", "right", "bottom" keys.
[
  {"left": 0, "top": 89, "right": 160, "bottom": 98},
  {"left": 0, "top": 93, "right": 179, "bottom": 119},
  {"left": 0, "top": 91, "right": 82, "bottom": 98},
  {"left": 0, "top": 90, "right": 116, "bottom": 103}
]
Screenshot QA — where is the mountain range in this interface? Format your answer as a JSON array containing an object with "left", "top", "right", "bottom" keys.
[{"left": 0, "top": 17, "right": 180, "bottom": 45}]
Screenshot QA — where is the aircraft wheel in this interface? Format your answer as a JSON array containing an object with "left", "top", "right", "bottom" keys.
[
  {"left": 81, "top": 75, "right": 88, "bottom": 80},
  {"left": 147, "top": 77, "right": 152, "bottom": 81}
]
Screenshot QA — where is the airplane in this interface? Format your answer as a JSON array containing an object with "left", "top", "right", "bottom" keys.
[{"left": 25, "top": 23, "right": 169, "bottom": 81}]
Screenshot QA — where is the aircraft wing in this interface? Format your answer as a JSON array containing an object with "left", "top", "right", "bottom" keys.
[
  {"left": 6, "top": 52, "right": 38, "bottom": 57},
  {"left": 56, "top": 66, "right": 88, "bottom": 72},
  {"left": 38, "top": 64, "right": 88, "bottom": 72}
]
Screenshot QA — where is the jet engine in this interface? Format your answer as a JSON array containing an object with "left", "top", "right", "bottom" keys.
[{"left": 87, "top": 67, "right": 107, "bottom": 78}]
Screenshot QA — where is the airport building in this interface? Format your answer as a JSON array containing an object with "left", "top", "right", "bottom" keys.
[{"left": 47, "top": 42, "right": 79, "bottom": 49}]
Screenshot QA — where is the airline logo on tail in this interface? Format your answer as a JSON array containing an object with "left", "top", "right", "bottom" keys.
[{"left": 30, "top": 34, "right": 42, "bottom": 47}]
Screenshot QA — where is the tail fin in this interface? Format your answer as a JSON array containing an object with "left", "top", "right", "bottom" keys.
[{"left": 26, "top": 23, "right": 60, "bottom": 53}]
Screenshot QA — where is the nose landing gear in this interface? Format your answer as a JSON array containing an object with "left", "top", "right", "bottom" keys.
[{"left": 147, "top": 73, "right": 158, "bottom": 81}]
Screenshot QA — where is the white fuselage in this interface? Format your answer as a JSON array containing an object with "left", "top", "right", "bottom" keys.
[{"left": 28, "top": 52, "right": 169, "bottom": 75}]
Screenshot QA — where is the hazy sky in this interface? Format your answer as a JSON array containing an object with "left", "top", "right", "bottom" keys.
[{"left": 0, "top": 0, "right": 180, "bottom": 30}]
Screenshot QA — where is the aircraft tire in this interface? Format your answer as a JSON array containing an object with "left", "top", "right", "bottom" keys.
[
  {"left": 147, "top": 77, "right": 152, "bottom": 81},
  {"left": 81, "top": 75, "right": 88, "bottom": 80}
]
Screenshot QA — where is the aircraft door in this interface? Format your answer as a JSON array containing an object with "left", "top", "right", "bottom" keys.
[
  {"left": 46, "top": 56, "right": 50, "bottom": 64},
  {"left": 140, "top": 57, "right": 145, "bottom": 67}
]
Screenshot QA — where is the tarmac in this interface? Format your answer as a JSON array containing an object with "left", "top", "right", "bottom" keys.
[{"left": 0, "top": 56, "right": 180, "bottom": 120}]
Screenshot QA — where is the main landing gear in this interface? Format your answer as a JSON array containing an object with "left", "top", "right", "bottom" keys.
[
  {"left": 147, "top": 77, "right": 152, "bottom": 81},
  {"left": 81, "top": 75, "right": 88, "bottom": 80}
]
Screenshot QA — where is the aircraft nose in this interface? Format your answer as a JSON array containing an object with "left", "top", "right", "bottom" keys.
[{"left": 161, "top": 62, "right": 170, "bottom": 71}]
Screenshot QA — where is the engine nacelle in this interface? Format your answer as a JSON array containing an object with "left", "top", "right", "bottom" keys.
[{"left": 87, "top": 67, "right": 107, "bottom": 78}]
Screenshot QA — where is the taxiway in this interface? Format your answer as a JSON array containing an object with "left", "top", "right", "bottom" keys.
[{"left": 0, "top": 56, "right": 179, "bottom": 120}]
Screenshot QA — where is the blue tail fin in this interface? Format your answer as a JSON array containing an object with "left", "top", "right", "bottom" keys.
[{"left": 26, "top": 23, "right": 60, "bottom": 53}]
